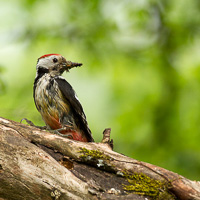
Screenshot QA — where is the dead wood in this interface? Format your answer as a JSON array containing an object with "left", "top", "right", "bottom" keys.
[{"left": 0, "top": 117, "right": 200, "bottom": 200}]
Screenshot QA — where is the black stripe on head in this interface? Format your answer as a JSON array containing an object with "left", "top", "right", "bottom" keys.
[
  {"left": 34, "top": 66, "right": 49, "bottom": 90},
  {"left": 37, "top": 66, "right": 49, "bottom": 74}
]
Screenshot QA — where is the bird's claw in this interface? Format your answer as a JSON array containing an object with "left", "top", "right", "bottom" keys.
[
  {"left": 21, "top": 118, "right": 73, "bottom": 139},
  {"left": 49, "top": 129, "right": 73, "bottom": 139},
  {"left": 20, "top": 118, "right": 46, "bottom": 130},
  {"left": 20, "top": 118, "right": 35, "bottom": 126}
]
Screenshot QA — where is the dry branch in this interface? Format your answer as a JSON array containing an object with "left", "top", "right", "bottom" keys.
[{"left": 0, "top": 117, "right": 200, "bottom": 200}]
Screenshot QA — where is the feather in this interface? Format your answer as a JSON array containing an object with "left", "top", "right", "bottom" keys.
[{"left": 55, "top": 77, "right": 94, "bottom": 142}]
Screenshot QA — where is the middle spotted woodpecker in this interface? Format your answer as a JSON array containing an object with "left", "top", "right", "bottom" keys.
[{"left": 33, "top": 54, "right": 94, "bottom": 142}]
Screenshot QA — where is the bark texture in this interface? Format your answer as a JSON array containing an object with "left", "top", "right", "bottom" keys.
[{"left": 0, "top": 117, "right": 200, "bottom": 200}]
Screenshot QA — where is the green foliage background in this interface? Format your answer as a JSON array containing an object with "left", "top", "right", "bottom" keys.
[{"left": 0, "top": 0, "right": 200, "bottom": 179}]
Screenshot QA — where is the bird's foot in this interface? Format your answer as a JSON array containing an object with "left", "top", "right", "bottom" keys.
[
  {"left": 21, "top": 119, "right": 73, "bottom": 139},
  {"left": 49, "top": 129, "right": 73, "bottom": 139},
  {"left": 20, "top": 118, "right": 47, "bottom": 130},
  {"left": 53, "top": 126, "right": 73, "bottom": 132}
]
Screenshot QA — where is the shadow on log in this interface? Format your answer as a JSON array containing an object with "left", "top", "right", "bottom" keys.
[{"left": 0, "top": 117, "right": 200, "bottom": 200}]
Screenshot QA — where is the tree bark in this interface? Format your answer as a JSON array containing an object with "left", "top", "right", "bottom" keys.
[{"left": 0, "top": 117, "right": 200, "bottom": 200}]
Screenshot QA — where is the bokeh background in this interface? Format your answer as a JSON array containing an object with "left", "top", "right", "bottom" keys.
[{"left": 1, "top": 0, "right": 200, "bottom": 180}]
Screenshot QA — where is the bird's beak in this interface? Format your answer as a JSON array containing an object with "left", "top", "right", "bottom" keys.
[{"left": 63, "top": 61, "right": 82, "bottom": 71}]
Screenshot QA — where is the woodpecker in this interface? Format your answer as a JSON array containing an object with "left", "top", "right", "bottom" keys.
[{"left": 33, "top": 54, "right": 94, "bottom": 142}]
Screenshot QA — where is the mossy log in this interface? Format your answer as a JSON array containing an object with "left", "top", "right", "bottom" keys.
[{"left": 0, "top": 117, "right": 200, "bottom": 200}]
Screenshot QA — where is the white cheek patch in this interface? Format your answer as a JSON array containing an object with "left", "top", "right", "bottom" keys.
[{"left": 37, "top": 56, "right": 55, "bottom": 70}]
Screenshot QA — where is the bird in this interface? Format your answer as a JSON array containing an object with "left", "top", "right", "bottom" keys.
[{"left": 33, "top": 53, "right": 94, "bottom": 142}]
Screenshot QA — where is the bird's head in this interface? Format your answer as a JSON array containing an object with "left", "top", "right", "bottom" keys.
[{"left": 36, "top": 54, "right": 82, "bottom": 76}]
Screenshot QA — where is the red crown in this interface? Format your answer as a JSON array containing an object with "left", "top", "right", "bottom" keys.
[{"left": 39, "top": 54, "right": 61, "bottom": 59}]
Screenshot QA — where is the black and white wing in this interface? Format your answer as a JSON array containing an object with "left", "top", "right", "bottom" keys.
[{"left": 55, "top": 77, "right": 94, "bottom": 142}]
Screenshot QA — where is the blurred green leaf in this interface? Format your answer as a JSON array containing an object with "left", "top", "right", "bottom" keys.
[{"left": 0, "top": 0, "right": 200, "bottom": 180}]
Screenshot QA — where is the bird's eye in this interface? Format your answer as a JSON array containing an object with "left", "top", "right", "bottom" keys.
[{"left": 53, "top": 58, "right": 58, "bottom": 63}]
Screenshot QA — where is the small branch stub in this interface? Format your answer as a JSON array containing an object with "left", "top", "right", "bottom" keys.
[{"left": 101, "top": 128, "right": 113, "bottom": 150}]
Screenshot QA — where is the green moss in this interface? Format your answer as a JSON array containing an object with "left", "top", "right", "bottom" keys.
[
  {"left": 123, "top": 172, "right": 175, "bottom": 200},
  {"left": 79, "top": 148, "right": 111, "bottom": 160},
  {"left": 78, "top": 148, "right": 115, "bottom": 172}
]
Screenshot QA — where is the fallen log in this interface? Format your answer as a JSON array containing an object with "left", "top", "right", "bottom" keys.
[{"left": 0, "top": 117, "right": 200, "bottom": 200}]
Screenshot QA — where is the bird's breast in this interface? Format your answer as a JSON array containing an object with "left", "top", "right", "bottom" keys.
[{"left": 34, "top": 74, "right": 70, "bottom": 129}]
